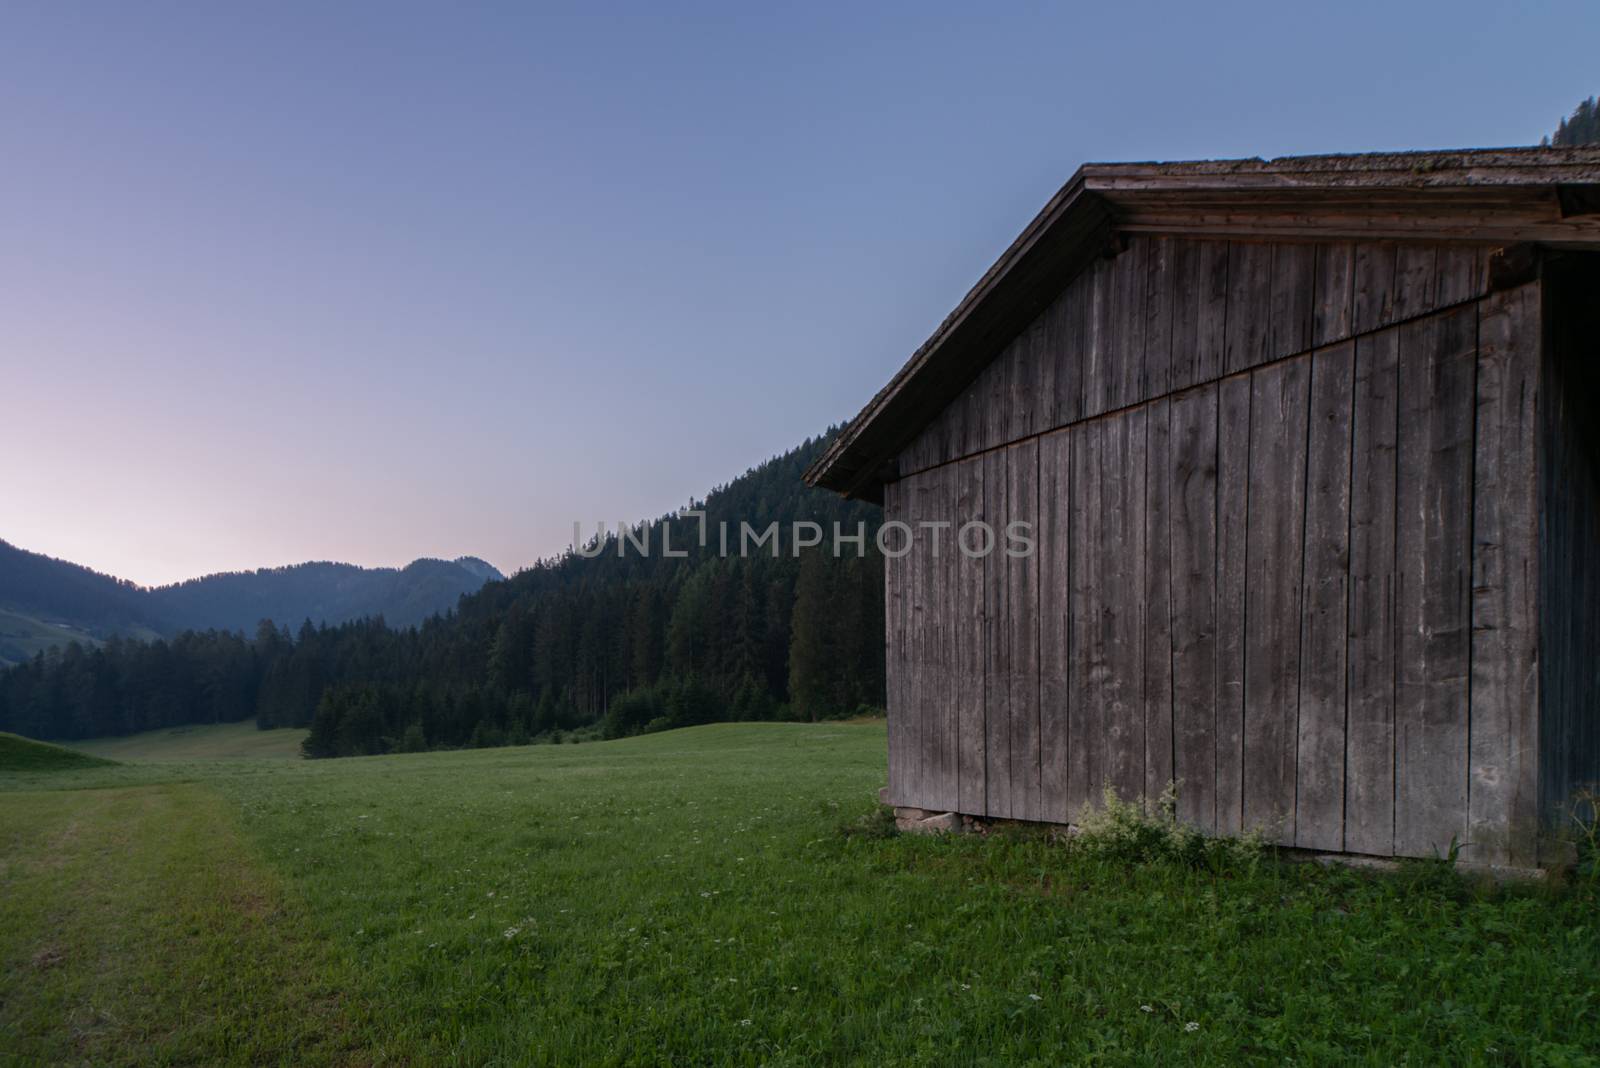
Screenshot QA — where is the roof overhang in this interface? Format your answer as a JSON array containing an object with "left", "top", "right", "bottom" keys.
[{"left": 805, "top": 147, "right": 1600, "bottom": 503}]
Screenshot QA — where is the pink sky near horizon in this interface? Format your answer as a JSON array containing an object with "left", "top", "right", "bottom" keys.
[{"left": 3, "top": 2, "right": 1593, "bottom": 586}]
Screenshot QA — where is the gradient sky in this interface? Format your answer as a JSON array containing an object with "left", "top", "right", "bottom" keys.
[{"left": 2, "top": 2, "right": 1594, "bottom": 586}]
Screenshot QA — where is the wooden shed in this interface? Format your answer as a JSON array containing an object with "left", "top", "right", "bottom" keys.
[{"left": 806, "top": 148, "right": 1600, "bottom": 866}]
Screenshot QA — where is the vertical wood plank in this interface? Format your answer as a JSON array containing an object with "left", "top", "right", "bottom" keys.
[
  {"left": 1436, "top": 245, "right": 1486, "bottom": 307},
  {"left": 1392, "top": 245, "right": 1439, "bottom": 323},
  {"left": 1345, "top": 327, "right": 1400, "bottom": 856},
  {"left": 910, "top": 475, "right": 926, "bottom": 810},
  {"left": 928, "top": 463, "right": 947, "bottom": 808},
  {"left": 1067, "top": 421, "right": 1100, "bottom": 816},
  {"left": 1268, "top": 243, "right": 1315, "bottom": 361},
  {"left": 1082, "top": 258, "right": 1113, "bottom": 421},
  {"left": 1008, "top": 323, "right": 1039, "bottom": 443},
  {"left": 1170, "top": 384, "right": 1220, "bottom": 830},
  {"left": 1053, "top": 274, "right": 1087, "bottom": 428},
  {"left": 1082, "top": 243, "right": 1148, "bottom": 419},
  {"left": 1067, "top": 412, "right": 1149, "bottom": 812},
  {"left": 1312, "top": 242, "right": 1355, "bottom": 348},
  {"left": 1224, "top": 241, "right": 1272, "bottom": 374},
  {"left": 944, "top": 463, "right": 963, "bottom": 813},
  {"left": 1007, "top": 440, "right": 1042, "bottom": 820},
  {"left": 1109, "top": 239, "right": 1149, "bottom": 413},
  {"left": 1144, "top": 397, "right": 1175, "bottom": 808},
  {"left": 1215, "top": 374, "right": 1252, "bottom": 836},
  {"left": 907, "top": 476, "right": 926, "bottom": 808},
  {"left": 900, "top": 427, "right": 927, "bottom": 478},
  {"left": 1243, "top": 356, "right": 1312, "bottom": 843},
  {"left": 1394, "top": 306, "right": 1475, "bottom": 858},
  {"left": 983, "top": 447, "right": 1012, "bottom": 819},
  {"left": 1034, "top": 297, "right": 1060, "bottom": 434},
  {"left": 955, "top": 455, "right": 988, "bottom": 815},
  {"left": 883, "top": 479, "right": 906, "bottom": 805},
  {"left": 1352, "top": 242, "right": 1397, "bottom": 336},
  {"left": 1144, "top": 237, "right": 1176, "bottom": 402},
  {"left": 948, "top": 377, "right": 977, "bottom": 473},
  {"left": 909, "top": 473, "right": 930, "bottom": 808},
  {"left": 983, "top": 332, "right": 1014, "bottom": 455},
  {"left": 1038, "top": 429, "right": 1072, "bottom": 821},
  {"left": 1169, "top": 239, "right": 1229, "bottom": 391},
  {"left": 1296, "top": 341, "right": 1356, "bottom": 851},
  {"left": 1470, "top": 283, "right": 1541, "bottom": 867},
  {"left": 1105, "top": 408, "right": 1149, "bottom": 804}
]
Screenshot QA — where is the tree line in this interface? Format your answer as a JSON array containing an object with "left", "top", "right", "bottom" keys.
[
  {"left": 1547, "top": 94, "right": 1600, "bottom": 146},
  {"left": 0, "top": 433, "right": 888, "bottom": 755}
]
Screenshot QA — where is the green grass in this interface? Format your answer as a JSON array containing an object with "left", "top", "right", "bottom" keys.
[
  {"left": 0, "top": 783, "right": 359, "bottom": 1066},
  {"left": 2, "top": 722, "right": 1597, "bottom": 1065},
  {"left": 0, "top": 732, "right": 118, "bottom": 772},
  {"left": 72, "top": 720, "right": 308, "bottom": 762}
]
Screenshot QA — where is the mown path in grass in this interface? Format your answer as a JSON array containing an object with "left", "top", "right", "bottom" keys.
[
  {"left": 0, "top": 782, "right": 360, "bottom": 1066},
  {"left": 3, "top": 721, "right": 1599, "bottom": 1065}
]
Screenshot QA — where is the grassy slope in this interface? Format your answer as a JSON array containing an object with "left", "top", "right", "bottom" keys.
[
  {"left": 2, "top": 722, "right": 1597, "bottom": 1065},
  {"left": 0, "top": 606, "right": 103, "bottom": 667},
  {"left": 73, "top": 720, "right": 308, "bottom": 762},
  {"left": 0, "top": 732, "right": 118, "bottom": 771}
]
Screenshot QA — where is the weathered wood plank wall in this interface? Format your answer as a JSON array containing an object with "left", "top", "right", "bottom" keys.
[
  {"left": 882, "top": 233, "right": 1547, "bottom": 864},
  {"left": 1393, "top": 307, "right": 1475, "bottom": 859},
  {"left": 899, "top": 238, "right": 1488, "bottom": 477}
]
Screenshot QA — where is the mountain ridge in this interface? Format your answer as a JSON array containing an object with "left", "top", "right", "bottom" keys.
[{"left": 0, "top": 539, "right": 503, "bottom": 664}]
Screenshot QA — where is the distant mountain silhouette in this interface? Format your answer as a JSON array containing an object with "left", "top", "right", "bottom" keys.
[
  {"left": 150, "top": 557, "right": 505, "bottom": 632},
  {"left": 0, "top": 538, "right": 501, "bottom": 664}
]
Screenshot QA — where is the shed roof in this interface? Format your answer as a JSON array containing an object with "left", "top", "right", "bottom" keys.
[{"left": 804, "top": 146, "right": 1600, "bottom": 503}]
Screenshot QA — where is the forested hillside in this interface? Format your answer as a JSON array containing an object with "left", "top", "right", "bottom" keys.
[{"left": 0, "top": 431, "right": 887, "bottom": 752}]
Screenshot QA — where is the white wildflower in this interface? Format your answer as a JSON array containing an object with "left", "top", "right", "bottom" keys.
[
  {"left": 1140, "top": 1004, "right": 1153, "bottom": 1013},
  {"left": 1185, "top": 1021, "right": 1199, "bottom": 1033},
  {"left": 1028, "top": 994, "right": 1042, "bottom": 1002}
]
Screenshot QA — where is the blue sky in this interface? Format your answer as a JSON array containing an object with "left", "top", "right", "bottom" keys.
[{"left": 2, "top": 1, "right": 1594, "bottom": 585}]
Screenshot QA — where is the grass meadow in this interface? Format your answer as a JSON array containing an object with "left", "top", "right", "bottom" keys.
[
  {"left": 2, "top": 721, "right": 1597, "bottom": 1066},
  {"left": 70, "top": 719, "right": 309, "bottom": 761}
]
